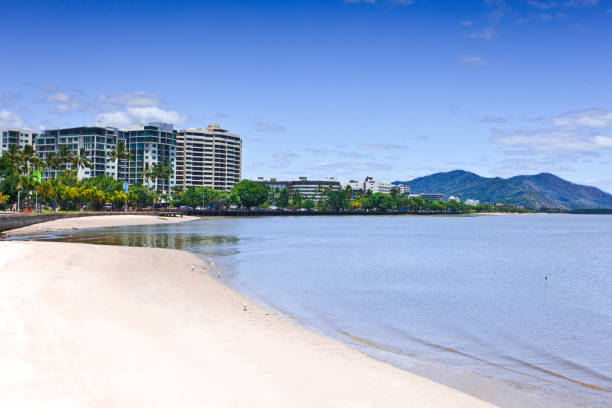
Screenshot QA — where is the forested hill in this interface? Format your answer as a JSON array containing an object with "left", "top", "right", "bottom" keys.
[{"left": 393, "top": 170, "right": 612, "bottom": 210}]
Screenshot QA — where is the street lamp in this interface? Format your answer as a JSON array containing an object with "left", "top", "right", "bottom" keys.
[{"left": 17, "top": 185, "right": 23, "bottom": 213}]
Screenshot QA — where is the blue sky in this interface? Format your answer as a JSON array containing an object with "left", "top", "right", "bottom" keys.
[{"left": 1, "top": 0, "right": 612, "bottom": 191}]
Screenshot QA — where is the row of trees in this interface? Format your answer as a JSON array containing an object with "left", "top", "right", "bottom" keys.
[
  {"left": 1, "top": 144, "right": 523, "bottom": 213},
  {"left": 0, "top": 143, "right": 175, "bottom": 211}
]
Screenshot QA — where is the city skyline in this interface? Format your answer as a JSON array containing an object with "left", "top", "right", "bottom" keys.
[{"left": 1, "top": 0, "right": 612, "bottom": 191}]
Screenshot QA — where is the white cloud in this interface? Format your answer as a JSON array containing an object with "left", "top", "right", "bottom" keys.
[
  {"left": 127, "top": 106, "right": 187, "bottom": 124},
  {"left": 491, "top": 127, "right": 612, "bottom": 153},
  {"left": 255, "top": 120, "right": 286, "bottom": 133},
  {"left": 469, "top": 27, "right": 497, "bottom": 40},
  {"left": 95, "top": 111, "right": 132, "bottom": 128},
  {"left": 45, "top": 92, "right": 70, "bottom": 103},
  {"left": 0, "top": 109, "right": 24, "bottom": 127},
  {"left": 458, "top": 54, "right": 487, "bottom": 65},
  {"left": 98, "top": 91, "right": 162, "bottom": 107},
  {"left": 552, "top": 108, "right": 612, "bottom": 128},
  {"left": 43, "top": 91, "right": 89, "bottom": 113},
  {"left": 95, "top": 107, "right": 186, "bottom": 128}
]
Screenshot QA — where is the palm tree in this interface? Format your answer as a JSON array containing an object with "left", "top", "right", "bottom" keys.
[
  {"left": 140, "top": 162, "right": 153, "bottom": 187},
  {"left": 151, "top": 158, "right": 174, "bottom": 193},
  {"left": 71, "top": 148, "right": 92, "bottom": 174},
  {"left": 20, "top": 145, "right": 40, "bottom": 175},
  {"left": 3, "top": 145, "right": 21, "bottom": 176},
  {"left": 58, "top": 145, "right": 73, "bottom": 168},
  {"left": 107, "top": 140, "right": 130, "bottom": 180}
]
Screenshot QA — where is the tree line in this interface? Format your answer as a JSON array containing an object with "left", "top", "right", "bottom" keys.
[{"left": 1, "top": 145, "right": 525, "bottom": 213}]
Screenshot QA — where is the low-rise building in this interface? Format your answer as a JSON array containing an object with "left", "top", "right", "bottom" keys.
[
  {"left": 465, "top": 198, "right": 480, "bottom": 206},
  {"left": 255, "top": 177, "right": 340, "bottom": 202},
  {"left": 416, "top": 193, "right": 443, "bottom": 201},
  {"left": 363, "top": 177, "right": 392, "bottom": 194},
  {"left": 395, "top": 183, "right": 411, "bottom": 195}
]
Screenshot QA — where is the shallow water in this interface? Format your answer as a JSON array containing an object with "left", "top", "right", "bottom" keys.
[{"left": 13, "top": 214, "right": 612, "bottom": 407}]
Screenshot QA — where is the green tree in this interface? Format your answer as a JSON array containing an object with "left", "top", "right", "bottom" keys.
[
  {"left": 276, "top": 188, "right": 290, "bottom": 208},
  {"left": 291, "top": 188, "right": 302, "bottom": 208},
  {"left": 151, "top": 158, "right": 173, "bottom": 193},
  {"left": 326, "top": 189, "right": 350, "bottom": 211},
  {"left": 71, "top": 148, "right": 92, "bottom": 173},
  {"left": 303, "top": 199, "right": 315, "bottom": 210},
  {"left": 107, "top": 140, "right": 130, "bottom": 179},
  {"left": 231, "top": 180, "right": 270, "bottom": 209}
]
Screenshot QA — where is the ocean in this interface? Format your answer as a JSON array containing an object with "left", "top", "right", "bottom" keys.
[{"left": 16, "top": 214, "right": 612, "bottom": 407}]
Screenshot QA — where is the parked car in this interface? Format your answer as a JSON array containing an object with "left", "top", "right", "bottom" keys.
[{"left": 179, "top": 206, "right": 193, "bottom": 211}]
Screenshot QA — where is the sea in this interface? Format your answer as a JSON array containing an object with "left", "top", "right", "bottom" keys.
[{"left": 12, "top": 214, "right": 612, "bottom": 407}]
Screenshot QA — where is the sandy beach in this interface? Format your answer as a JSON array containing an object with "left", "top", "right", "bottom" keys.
[
  {"left": 2, "top": 214, "right": 200, "bottom": 236},
  {"left": 0, "top": 237, "right": 494, "bottom": 407}
]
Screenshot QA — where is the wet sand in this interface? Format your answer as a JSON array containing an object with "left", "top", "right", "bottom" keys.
[{"left": 3, "top": 214, "right": 199, "bottom": 236}]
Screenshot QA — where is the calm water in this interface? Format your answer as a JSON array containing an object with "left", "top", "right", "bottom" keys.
[{"left": 13, "top": 214, "right": 612, "bottom": 407}]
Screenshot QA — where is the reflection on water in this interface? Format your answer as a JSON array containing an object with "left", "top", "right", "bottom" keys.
[
  {"left": 13, "top": 225, "right": 241, "bottom": 256},
  {"left": 9, "top": 215, "right": 612, "bottom": 408}
]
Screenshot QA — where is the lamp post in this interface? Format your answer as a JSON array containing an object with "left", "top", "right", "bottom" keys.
[{"left": 17, "top": 185, "right": 23, "bottom": 213}]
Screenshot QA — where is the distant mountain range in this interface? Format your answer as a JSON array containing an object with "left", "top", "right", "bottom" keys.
[{"left": 393, "top": 170, "right": 612, "bottom": 210}]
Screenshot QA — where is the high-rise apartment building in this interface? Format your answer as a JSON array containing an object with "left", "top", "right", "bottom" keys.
[
  {"left": 176, "top": 124, "right": 242, "bottom": 192},
  {"left": 31, "top": 122, "right": 240, "bottom": 195},
  {"left": 35, "top": 126, "right": 119, "bottom": 180},
  {"left": 1, "top": 128, "right": 38, "bottom": 154},
  {"left": 120, "top": 122, "right": 177, "bottom": 193}
]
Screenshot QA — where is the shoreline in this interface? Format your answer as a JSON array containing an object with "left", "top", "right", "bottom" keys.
[
  {"left": 0, "top": 238, "right": 494, "bottom": 407},
  {"left": 1, "top": 214, "right": 200, "bottom": 236}
]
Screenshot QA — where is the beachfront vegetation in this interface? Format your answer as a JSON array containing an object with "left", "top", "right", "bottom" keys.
[{"left": 0, "top": 145, "right": 527, "bottom": 213}]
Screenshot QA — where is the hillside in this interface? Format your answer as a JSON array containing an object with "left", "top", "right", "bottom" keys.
[{"left": 393, "top": 170, "right": 612, "bottom": 210}]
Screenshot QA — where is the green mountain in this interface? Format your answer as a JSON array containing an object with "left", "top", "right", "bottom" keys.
[{"left": 393, "top": 170, "right": 612, "bottom": 210}]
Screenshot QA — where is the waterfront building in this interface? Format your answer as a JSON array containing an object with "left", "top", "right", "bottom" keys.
[
  {"left": 36, "top": 126, "right": 119, "bottom": 180},
  {"left": 414, "top": 193, "right": 443, "bottom": 201},
  {"left": 363, "top": 177, "right": 392, "bottom": 194},
  {"left": 120, "top": 122, "right": 176, "bottom": 193},
  {"left": 176, "top": 124, "right": 242, "bottom": 192},
  {"left": 465, "top": 199, "right": 480, "bottom": 206},
  {"left": 255, "top": 177, "right": 341, "bottom": 201},
  {"left": 1, "top": 128, "right": 38, "bottom": 155},
  {"left": 448, "top": 195, "right": 461, "bottom": 202},
  {"left": 395, "top": 183, "right": 411, "bottom": 195}
]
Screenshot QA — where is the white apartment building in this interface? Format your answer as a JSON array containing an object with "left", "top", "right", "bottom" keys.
[
  {"left": 176, "top": 124, "right": 242, "bottom": 192},
  {"left": 121, "top": 122, "right": 176, "bottom": 193},
  {"left": 36, "top": 126, "right": 119, "bottom": 180},
  {"left": 363, "top": 176, "right": 392, "bottom": 194},
  {"left": 1, "top": 128, "right": 38, "bottom": 154},
  {"left": 395, "top": 183, "right": 411, "bottom": 195}
]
